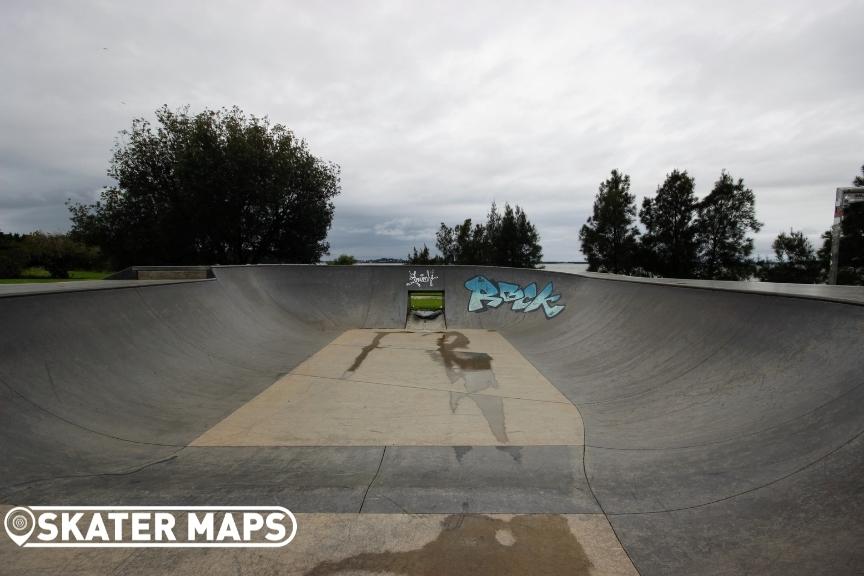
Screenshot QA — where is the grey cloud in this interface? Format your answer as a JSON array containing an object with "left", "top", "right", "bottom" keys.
[{"left": 1, "top": 0, "right": 862, "bottom": 260}]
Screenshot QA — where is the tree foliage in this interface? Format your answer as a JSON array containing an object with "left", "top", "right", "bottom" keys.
[
  {"left": 407, "top": 244, "right": 441, "bottom": 265},
  {"left": 694, "top": 171, "right": 762, "bottom": 280},
  {"left": 854, "top": 164, "right": 864, "bottom": 187},
  {"left": 327, "top": 254, "right": 356, "bottom": 265},
  {"left": 772, "top": 229, "right": 815, "bottom": 263},
  {"left": 758, "top": 229, "right": 820, "bottom": 283},
  {"left": 639, "top": 170, "right": 698, "bottom": 278},
  {"left": 0, "top": 231, "right": 100, "bottom": 278},
  {"left": 0, "top": 231, "right": 27, "bottom": 278},
  {"left": 434, "top": 201, "right": 542, "bottom": 268},
  {"left": 579, "top": 170, "right": 639, "bottom": 273},
  {"left": 69, "top": 105, "right": 341, "bottom": 268}
]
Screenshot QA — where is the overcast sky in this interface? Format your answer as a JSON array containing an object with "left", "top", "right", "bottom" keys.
[{"left": 1, "top": 1, "right": 862, "bottom": 261}]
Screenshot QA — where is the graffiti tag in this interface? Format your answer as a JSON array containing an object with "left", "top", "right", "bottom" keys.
[
  {"left": 464, "top": 275, "right": 565, "bottom": 319},
  {"left": 406, "top": 269, "right": 439, "bottom": 288}
]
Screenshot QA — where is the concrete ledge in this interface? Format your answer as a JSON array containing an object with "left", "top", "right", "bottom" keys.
[
  {"left": 571, "top": 270, "right": 864, "bottom": 306},
  {"left": 0, "top": 278, "right": 212, "bottom": 298},
  {"left": 107, "top": 266, "right": 213, "bottom": 280}
]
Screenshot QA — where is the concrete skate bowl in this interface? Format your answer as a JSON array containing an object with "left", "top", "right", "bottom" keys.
[{"left": 0, "top": 264, "right": 862, "bottom": 575}]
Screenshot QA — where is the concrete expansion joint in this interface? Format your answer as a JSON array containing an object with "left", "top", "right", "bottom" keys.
[{"left": 290, "top": 371, "right": 575, "bottom": 406}]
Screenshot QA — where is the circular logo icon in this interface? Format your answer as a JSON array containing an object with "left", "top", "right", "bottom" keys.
[{"left": 4, "top": 507, "right": 35, "bottom": 547}]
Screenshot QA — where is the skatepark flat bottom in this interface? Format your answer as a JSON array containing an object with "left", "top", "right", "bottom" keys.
[{"left": 191, "top": 329, "right": 584, "bottom": 447}]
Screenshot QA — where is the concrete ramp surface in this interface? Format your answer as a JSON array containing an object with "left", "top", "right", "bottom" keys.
[{"left": 0, "top": 265, "right": 862, "bottom": 575}]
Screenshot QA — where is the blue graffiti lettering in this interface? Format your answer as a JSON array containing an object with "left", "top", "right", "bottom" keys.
[
  {"left": 511, "top": 282, "right": 537, "bottom": 311},
  {"left": 465, "top": 275, "right": 503, "bottom": 311},
  {"left": 464, "top": 276, "right": 565, "bottom": 318}
]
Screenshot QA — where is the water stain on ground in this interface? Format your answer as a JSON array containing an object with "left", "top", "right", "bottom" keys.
[
  {"left": 437, "top": 332, "right": 508, "bottom": 443},
  {"left": 495, "top": 445, "right": 523, "bottom": 463},
  {"left": 305, "top": 514, "right": 594, "bottom": 576},
  {"left": 344, "top": 330, "right": 510, "bottom": 443},
  {"left": 453, "top": 446, "right": 473, "bottom": 463},
  {"left": 453, "top": 446, "right": 523, "bottom": 464},
  {"left": 345, "top": 331, "right": 411, "bottom": 373}
]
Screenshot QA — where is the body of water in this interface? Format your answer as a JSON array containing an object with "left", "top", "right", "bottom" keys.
[{"left": 540, "top": 263, "right": 589, "bottom": 274}]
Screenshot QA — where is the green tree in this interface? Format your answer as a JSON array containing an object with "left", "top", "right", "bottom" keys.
[
  {"left": 69, "top": 105, "right": 341, "bottom": 268},
  {"left": 435, "top": 224, "right": 456, "bottom": 264},
  {"left": 758, "top": 229, "right": 820, "bottom": 283},
  {"left": 579, "top": 170, "right": 639, "bottom": 273},
  {"left": 694, "top": 171, "right": 762, "bottom": 280},
  {"left": 773, "top": 229, "right": 815, "bottom": 262},
  {"left": 491, "top": 203, "right": 543, "bottom": 268},
  {"left": 817, "top": 229, "right": 832, "bottom": 277},
  {"left": 0, "top": 231, "right": 27, "bottom": 278},
  {"left": 407, "top": 244, "right": 442, "bottom": 264},
  {"left": 436, "top": 219, "right": 474, "bottom": 264},
  {"left": 514, "top": 205, "right": 543, "bottom": 267},
  {"left": 434, "top": 202, "right": 542, "bottom": 268},
  {"left": 483, "top": 201, "right": 503, "bottom": 265},
  {"left": 22, "top": 232, "right": 101, "bottom": 278},
  {"left": 854, "top": 164, "right": 864, "bottom": 186},
  {"left": 639, "top": 170, "right": 698, "bottom": 278},
  {"left": 327, "top": 254, "right": 356, "bottom": 265}
]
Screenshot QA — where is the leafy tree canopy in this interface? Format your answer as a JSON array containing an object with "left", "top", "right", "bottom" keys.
[
  {"left": 327, "top": 254, "right": 356, "bottom": 265},
  {"left": 758, "top": 229, "right": 820, "bottom": 284},
  {"left": 694, "top": 171, "right": 762, "bottom": 280},
  {"left": 579, "top": 170, "right": 639, "bottom": 274},
  {"left": 407, "top": 244, "right": 441, "bottom": 265},
  {"left": 0, "top": 231, "right": 100, "bottom": 279},
  {"left": 434, "top": 202, "right": 542, "bottom": 268},
  {"left": 69, "top": 105, "right": 341, "bottom": 268},
  {"left": 639, "top": 169, "right": 698, "bottom": 278},
  {"left": 772, "top": 229, "right": 815, "bottom": 263}
]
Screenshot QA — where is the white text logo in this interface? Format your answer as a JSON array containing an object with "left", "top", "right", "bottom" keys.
[{"left": 3, "top": 506, "right": 297, "bottom": 548}]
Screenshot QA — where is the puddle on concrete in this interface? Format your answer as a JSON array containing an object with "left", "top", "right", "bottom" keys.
[
  {"left": 344, "top": 330, "right": 510, "bottom": 444},
  {"left": 305, "top": 514, "right": 594, "bottom": 576},
  {"left": 345, "top": 331, "right": 410, "bottom": 373},
  {"left": 437, "top": 332, "right": 508, "bottom": 443},
  {"left": 449, "top": 391, "right": 508, "bottom": 443}
]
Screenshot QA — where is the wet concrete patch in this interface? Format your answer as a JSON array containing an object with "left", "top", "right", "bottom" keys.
[
  {"left": 315, "top": 330, "right": 569, "bottom": 403},
  {"left": 345, "top": 330, "right": 409, "bottom": 373},
  {"left": 191, "top": 329, "right": 583, "bottom": 446},
  {"left": 190, "top": 373, "right": 583, "bottom": 446},
  {"left": 305, "top": 514, "right": 594, "bottom": 576}
]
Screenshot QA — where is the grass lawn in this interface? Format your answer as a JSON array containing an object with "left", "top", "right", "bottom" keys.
[
  {"left": 0, "top": 268, "right": 112, "bottom": 284},
  {"left": 409, "top": 291, "right": 444, "bottom": 311}
]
